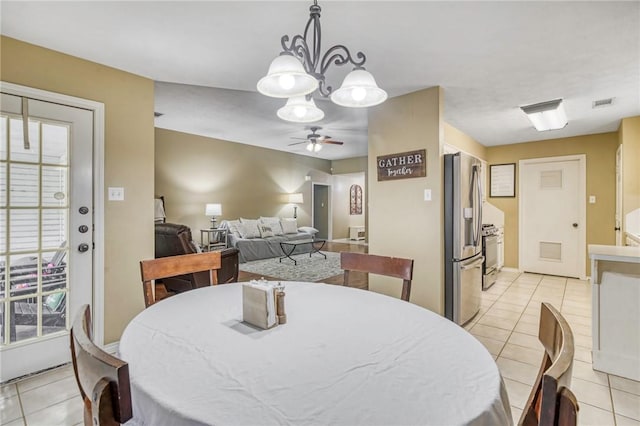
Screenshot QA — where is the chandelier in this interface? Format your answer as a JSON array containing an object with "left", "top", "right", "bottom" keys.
[{"left": 257, "top": 1, "right": 387, "bottom": 123}]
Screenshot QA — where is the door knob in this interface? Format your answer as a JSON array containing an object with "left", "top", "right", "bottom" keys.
[
  {"left": 572, "top": 223, "right": 578, "bottom": 228},
  {"left": 78, "top": 243, "right": 89, "bottom": 253}
]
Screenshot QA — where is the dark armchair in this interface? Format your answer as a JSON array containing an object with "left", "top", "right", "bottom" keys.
[{"left": 154, "top": 223, "right": 239, "bottom": 294}]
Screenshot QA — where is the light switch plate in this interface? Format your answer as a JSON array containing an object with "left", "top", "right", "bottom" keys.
[
  {"left": 424, "top": 189, "right": 432, "bottom": 201},
  {"left": 589, "top": 195, "right": 596, "bottom": 204},
  {"left": 108, "top": 187, "right": 124, "bottom": 201}
]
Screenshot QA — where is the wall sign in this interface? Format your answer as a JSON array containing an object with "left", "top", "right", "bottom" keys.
[
  {"left": 490, "top": 163, "right": 516, "bottom": 197},
  {"left": 377, "top": 149, "right": 427, "bottom": 181}
]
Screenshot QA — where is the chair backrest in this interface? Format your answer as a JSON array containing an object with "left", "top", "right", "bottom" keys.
[
  {"left": 70, "top": 304, "right": 132, "bottom": 426},
  {"left": 340, "top": 252, "right": 414, "bottom": 301},
  {"left": 519, "top": 302, "right": 578, "bottom": 426},
  {"left": 140, "top": 251, "right": 222, "bottom": 307},
  {"left": 217, "top": 247, "right": 240, "bottom": 284}
]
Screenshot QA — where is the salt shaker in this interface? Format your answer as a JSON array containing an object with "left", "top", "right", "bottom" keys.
[{"left": 276, "top": 283, "right": 286, "bottom": 324}]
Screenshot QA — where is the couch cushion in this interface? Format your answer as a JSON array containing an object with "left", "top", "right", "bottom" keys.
[
  {"left": 281, "top": 218, "right": 298, "bottom": 234},
  {"left": 239, "top": 218, "right": 261, "bottom": 238}
]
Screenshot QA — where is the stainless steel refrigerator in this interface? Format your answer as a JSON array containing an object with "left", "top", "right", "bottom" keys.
[{"left": 444, "top": 152, "right": 483, "bottom": 325}]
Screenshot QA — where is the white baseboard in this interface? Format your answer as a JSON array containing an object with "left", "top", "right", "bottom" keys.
[{"left": 500, "top": 267, "right": 520, "bottom": 273}]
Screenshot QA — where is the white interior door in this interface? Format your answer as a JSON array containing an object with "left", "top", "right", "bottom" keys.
[
  {"left": 0, "top": 93, "right": 93, "bottom": 382},
  {"left": 520, "top": 156, "right": 586, "bottom": 279}
]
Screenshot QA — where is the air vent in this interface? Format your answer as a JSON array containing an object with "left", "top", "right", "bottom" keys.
[
  {"left": 592, "top": 98, "right": 614, "bottom": 109},
  {"left": 154, "top": 112, "right": 164, "bottom": 118}
]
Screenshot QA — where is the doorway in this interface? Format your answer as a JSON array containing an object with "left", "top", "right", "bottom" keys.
[
  {"left": 0, "top": 83, "right": 104, "bottom": 382},
  {"left": 312, "top": 183, "right": 330, "bottom": 240},
  {"left": 519, "top": 155, "right": 586, "bottom": 279}
]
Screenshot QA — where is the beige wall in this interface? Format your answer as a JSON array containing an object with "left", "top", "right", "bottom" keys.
[
  {"left": 331, "top": 156, "right": 367, "bottom": 175},
  {"left": 331, "top": 173, "right": 366, "bottom": 239},
  {"left": 1, "top": 36, "right": 155, "bottom": 343},
  {"left": 368, "top": 87, "right": 444, "bottom": 313},
  {"left": 486, "top": 132, "right": 618, "bottom": 275},
  {"left": 444, "top": 123, "right": 488, "bottom": 161},
  {"left": 155, "top": 128, "right": 333, "bottom": 234},
  {"left": 619, "top": 116, "right": 640, "bottom": 224}
]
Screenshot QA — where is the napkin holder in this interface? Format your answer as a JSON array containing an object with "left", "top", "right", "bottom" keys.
[{"left": 242, "top": 280, "right": 286, "bottom": 329}]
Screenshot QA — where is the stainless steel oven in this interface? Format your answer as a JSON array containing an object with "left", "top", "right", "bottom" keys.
[{"left": 482, "top": 225, "right": 498, "bottom": 290}]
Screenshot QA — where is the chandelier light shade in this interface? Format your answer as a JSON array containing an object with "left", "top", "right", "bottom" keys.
[
  {"left": 520, "top": 99, "right": 568, "bottom": 131},
  {"left": 277, "top": 96, "right": 325, "bottom": 123},
  {"left": 330, "top": 69, "right": 388, "bottom": 107},
  {"left": 257, "top": 54, "right": 318, "bottom": 98},
  {"left": 257, "top": 0, "right": 387, "bottom": 121}
]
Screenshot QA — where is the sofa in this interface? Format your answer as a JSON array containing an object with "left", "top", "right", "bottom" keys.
[{"left": 220, "top": 217, "right": 318, "bottom": 263}]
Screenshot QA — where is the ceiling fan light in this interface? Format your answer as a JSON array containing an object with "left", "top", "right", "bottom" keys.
[
  {"left": 330, "top": 69, "right": 387, "bottom": 108},
  {"left": 277, "top": 96, "right": 325, "bottom": 123},
  {"left": 520, "top": 99, "right": 568, "bottom": 131},
  {"left": 306, "top": 142, "right": 322, "bottom": 152},
  {"left": 257, "top": 54, "right": 318, "bottom": 98}
]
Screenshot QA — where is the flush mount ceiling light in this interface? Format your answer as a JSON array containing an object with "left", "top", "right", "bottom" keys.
[
  {"left": 277, "top": 96, "right": 325, "bottom": 122},
  {"left": 520, "top": 99, "right": 568, "bottom": 132},
  {"left": 257, "top": 0, "right": 387, "bottom": 123}
]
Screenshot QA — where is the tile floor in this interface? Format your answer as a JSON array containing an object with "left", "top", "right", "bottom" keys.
[
  {"left": 464, "top": 270, "right": 640, "bottom": 426},
  {"left": 1, "top": 270, "right": 639, "bottom": 425}
]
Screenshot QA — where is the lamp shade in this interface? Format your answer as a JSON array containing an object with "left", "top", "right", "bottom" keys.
[
  {"left": 257, "top": 54, "right": 318, "bottom": 98},
  {"left": 520, "top": 99, "right": 568, "bottom": 131},
  {"left": 288, "top": 193, "right": 304, "bottom": 204},
  {"left": 330, "top": 69, "right": 388, "bottom": 108},
  {"left": 205, "top": 203, "right": 222, "bottom": 216},
  {"left": 277, "top": 96, "right": 325, "bottom": 123}
]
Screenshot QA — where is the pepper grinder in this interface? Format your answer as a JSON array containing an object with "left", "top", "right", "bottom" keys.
[{"left": 276, "top": 285, "right": 286, "bottom": 325}]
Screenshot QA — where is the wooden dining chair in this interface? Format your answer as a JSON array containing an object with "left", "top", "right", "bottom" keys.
[
  {"left": 340, "top": 252, "right": 414, "bottom": 301},
  {"left": 140, "top": 251, "right": 222, "bottom": 307},
  {"left": 70, "top": 304, "right": 132, "bottom": 426},
  {"left": 519, "top": 302, "right": 579, "bottom": 426}
]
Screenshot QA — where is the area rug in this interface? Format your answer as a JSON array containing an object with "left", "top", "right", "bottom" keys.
[{"left": 239, "top": 251, "right": 342, "bottom": 282}]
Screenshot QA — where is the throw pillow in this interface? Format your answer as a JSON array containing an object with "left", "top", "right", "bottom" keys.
[
  {"left": 258, "top": 224, "right": 275, "bottom": 238},
  {"left": 280, "top": 218, "right": 298, "bottom": 234},
  {"left": 238, "top": 218, "right": 261, "bottom": 239},
  {"left": 259, "top": 216, "right": 284, "bottom": 235},
  {"left": 298, "top": 226, "right": 319, "bottom": 236}
]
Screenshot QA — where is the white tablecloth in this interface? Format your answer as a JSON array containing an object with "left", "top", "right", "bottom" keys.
[{"left": 120, "top": 282, "right": 512, "bottom": 425}]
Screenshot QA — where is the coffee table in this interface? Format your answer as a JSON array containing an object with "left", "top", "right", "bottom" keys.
[{"left": 279, "top": 239, "right": 327, "bottom": 265}]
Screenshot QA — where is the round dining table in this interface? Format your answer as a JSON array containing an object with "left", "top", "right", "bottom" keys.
[{"left": 120, "top": 282, "right": 513, "bottom": 426}]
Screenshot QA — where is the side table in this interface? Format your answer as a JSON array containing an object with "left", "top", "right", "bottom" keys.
[{"left": 200, "top": 228, "right": 228, "bottom": 251}]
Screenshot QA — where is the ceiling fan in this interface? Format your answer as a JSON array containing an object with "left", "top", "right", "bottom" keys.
[{"left": 288, "top": 126, "right": 344, "bottom": 152}]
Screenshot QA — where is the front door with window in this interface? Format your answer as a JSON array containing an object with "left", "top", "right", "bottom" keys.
[{"left": 0, "top": 92, "right": 93, "bottom": 381}]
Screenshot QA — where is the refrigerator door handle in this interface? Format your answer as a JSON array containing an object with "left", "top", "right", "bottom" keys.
[{"left": 460, "top": 256, "right": 484, "bottom": 270}]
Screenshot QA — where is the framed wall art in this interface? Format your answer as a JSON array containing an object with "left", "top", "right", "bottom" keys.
[
  {"left": 350, "top": 184, "right": 363, "bottom": 215},
  {"left": 490, "top": 163, "right": 516, "bottom": 197}
]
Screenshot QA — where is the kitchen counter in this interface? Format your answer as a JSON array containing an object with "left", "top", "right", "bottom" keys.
[{"left": 589, "top": 244, "right": 640, "bottom": 380}]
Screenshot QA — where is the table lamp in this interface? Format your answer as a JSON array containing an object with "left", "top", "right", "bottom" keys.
[
  {"left": 288, "top": 193, "right": 303, "bottom": 218},
  {"left": 205, "top": 203, "right": 222, "bottom": 228}
]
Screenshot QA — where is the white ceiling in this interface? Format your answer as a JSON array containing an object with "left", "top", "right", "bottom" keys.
[{"left": 2, "top": 1, "right": 638, "bottom": 160}]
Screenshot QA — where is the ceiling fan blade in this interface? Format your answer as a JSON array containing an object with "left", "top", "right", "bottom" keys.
[
  {"left": 290, "top": 137, "right": 308, "bottom": 140},
  {"left": 288, "top": 141, "right": 309, "bottom": 146},
  {"left": 323, "top": 140, "right": 344, "bottom": 145}
]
